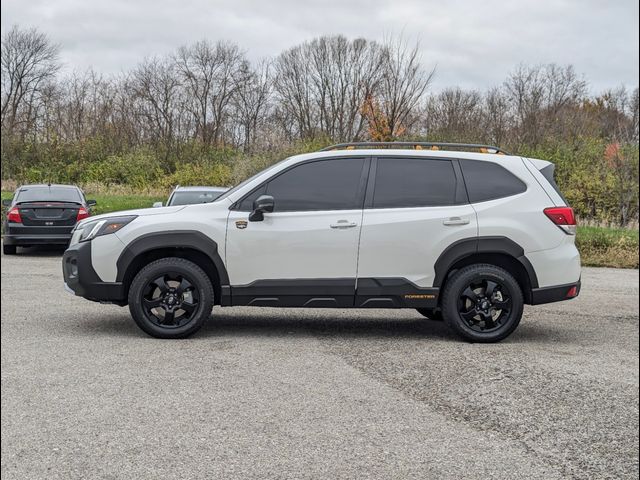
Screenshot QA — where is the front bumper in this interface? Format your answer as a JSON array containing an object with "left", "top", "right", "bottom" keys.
[
  {"left": 62, "top": 240, "right": 126, "bottom": 305},
  {"left": 530, "top": 280, "right": 581, "bottom": 305}
]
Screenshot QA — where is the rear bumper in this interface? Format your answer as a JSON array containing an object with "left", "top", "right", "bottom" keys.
[
  {"left": 62, "top": 241, "right": 126, "bottom": 305},
  {"left": 4, "top": 234, "right": 72, "bottom": 245},
  {"left": 530, "top": 280, "right": 581, "bottom": 305},
  {"left": 3, "top": 224, "right": 73, "bottom": 245}
]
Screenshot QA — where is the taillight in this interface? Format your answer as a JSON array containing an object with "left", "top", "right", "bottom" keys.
[
  {"left": 76, "top": 208, "right": 90, "bottom": 221},
  {"left": 544, "top": 206, "right": 576, "bottom": 235},
  {"left": 7, "top": 207, "right": 22, "bottom": 223}
]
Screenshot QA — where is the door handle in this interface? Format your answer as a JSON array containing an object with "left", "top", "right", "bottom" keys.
[
  {"left": 330, "top": 220, "right": 358, "bottom": 229},
  {"left": 443, "top": 217, "right": 470, "bottom": 226}
]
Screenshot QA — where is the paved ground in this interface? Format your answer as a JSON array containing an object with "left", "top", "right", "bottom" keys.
[{"left": 1, "top": 247, "right": 638, "bottom": 480}]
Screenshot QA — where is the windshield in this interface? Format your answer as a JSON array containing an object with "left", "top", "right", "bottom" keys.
[
  {"left": 15, "top": 186, "right": 82, "bottom": 204},
  {"left": 168, "top": 190, "right": 225, "bottom": 206},
  {"left": 215, "top": 158, "right": 288, "bottom": 203}
]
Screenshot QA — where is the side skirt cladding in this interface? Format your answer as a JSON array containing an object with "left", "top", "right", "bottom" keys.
[{"left": 229, "top": 278, "right": 439, "bottom": 309}]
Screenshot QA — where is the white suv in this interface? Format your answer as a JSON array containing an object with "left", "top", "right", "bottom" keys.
[{"left": 63, "top": 142, "right": 581, "bottom": 342}]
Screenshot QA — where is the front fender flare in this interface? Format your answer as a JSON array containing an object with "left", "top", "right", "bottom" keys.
[{"left": 115, "top": 230, "right": 229, "bottom": 286}]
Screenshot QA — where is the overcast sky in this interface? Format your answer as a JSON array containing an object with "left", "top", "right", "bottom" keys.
[{"left": 1, "top": 0, "right": 638, "bottom": 93}]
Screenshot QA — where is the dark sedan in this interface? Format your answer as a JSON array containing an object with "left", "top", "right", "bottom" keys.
[{"left": 2, "top": 184, "right": 96, "bottom": 255}]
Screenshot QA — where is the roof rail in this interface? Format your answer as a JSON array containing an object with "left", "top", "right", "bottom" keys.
[{"left": 320, "top": 142, "right": 510, "bottom": 155}]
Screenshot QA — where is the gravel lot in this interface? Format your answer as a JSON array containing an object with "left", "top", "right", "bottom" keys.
[{"left": 1, "top": 246, "right": 638, "bottom": 479}]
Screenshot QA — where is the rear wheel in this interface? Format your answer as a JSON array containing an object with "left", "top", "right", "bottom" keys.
[
  {"left": 416, "top": 308, "right": 443, "bottom": 321},
  {"left": 441, "top": 264, "right": 523, "bottom": 343},
  {"left": 128, "top": 257, "right": 214, "bottom": 339},
  {"left": 3, "top": 244, "right": 17, "bottom": 255}
]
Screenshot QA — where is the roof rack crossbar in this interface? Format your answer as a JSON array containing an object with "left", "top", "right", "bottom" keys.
[{"left": 320, "top": 142, "right": 510, "bottom": 155}]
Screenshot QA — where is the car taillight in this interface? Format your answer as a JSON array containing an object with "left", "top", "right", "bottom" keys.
[
  {"left": 544, "top": 206, "right": 576, "bottom": 235},
  {"left": 76, "top": 208, "right": 90, "bottom": 221},
  {"left": 7, "top": 207, "right": 22, "bottom": 223}
]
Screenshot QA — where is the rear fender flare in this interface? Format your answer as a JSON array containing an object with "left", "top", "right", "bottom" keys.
[{"left": 433, "top": 236, "right": 539, "bottom": 288}]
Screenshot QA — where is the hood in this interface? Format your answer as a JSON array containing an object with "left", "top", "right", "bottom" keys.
[{"left": 76, "top": 205, "right": 186, "bottom": 229}]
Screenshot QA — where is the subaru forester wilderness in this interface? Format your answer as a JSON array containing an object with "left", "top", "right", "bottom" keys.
[{"left": 63, "top": 142, "right": 581, "bottom": 342}]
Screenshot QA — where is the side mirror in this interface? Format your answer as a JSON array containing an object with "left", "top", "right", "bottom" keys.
[
  {"left": 249, "top": 195, "right": 274, "bottom": 222},
  {"left": 2, "top": 199, "right": 11, "bottom": 207},
  {"left": 153, "top": 202, "right": 164, "bottom": 208},
  {"left": 87, "top": 199, "right": 97, "bottom": 206}
]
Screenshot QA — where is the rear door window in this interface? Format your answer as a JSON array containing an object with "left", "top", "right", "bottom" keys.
[{"left": 372, "top": 158, "right": 458, "bottom": 208}]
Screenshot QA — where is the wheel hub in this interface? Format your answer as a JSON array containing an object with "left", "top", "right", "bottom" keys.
[
  {"left": 142, "top": 273, "right": 200, "bottom": 328},
  {"left": 164, "top": 291, "right": 179, "bottom": 306},
  {"left": 459, "top": 279, "right": 512, "bottom": 332}
]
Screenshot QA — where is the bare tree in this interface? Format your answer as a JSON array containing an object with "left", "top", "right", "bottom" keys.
[
  {"left": 129, "top": 56, "right": 185, "bottom": 161},
  {"left": 1, "top": 25, "right": 60, "bottom": 137},
  {"left": 504, "top": 63, "right": 587, "bottom": 145},
  {"left": 425, "top": 87, "right": 483, "bottom": 142},
  {"left": 483, "top": 87, "right": 511, "bottom": 145},
  {"left": 377, "top": 36, "right": 434, "bottom": 139},
  {"left": 273, "top": 44, "right": 315, "bottom": 139},
  {"left": 274, "top": 35, "right": 383, "bottom": 141},
  {"left": 175, "top": 40, "right": 246, "bottom": 146},
  {"left": 231, "top": 59, "right": 272, "bottom": 150},
  {"left": 630, "top": 87, "right": 639, "bottom": 142}
]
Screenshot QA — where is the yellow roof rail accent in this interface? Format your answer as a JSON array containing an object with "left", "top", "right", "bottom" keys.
[{"left": 319, "top": 142, "right": 511, "bottom": 155}]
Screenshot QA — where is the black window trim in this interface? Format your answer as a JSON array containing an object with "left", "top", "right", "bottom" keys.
[
  {"left": 230, "top": 155, "right": 372, "bottom": 213},
  {"left": 364, "top": 156, "right": 469, "bottom": 209}
]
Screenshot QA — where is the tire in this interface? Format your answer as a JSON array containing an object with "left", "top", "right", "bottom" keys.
[
  {"left": 128, "top": 257, "right": 214, "bottom": 339},
  {"left": 441, "top": 264, "right": 524, "bottom": 343},
  {"left": 416, "top": 308, "right": 443, "bottom": 321},
  {"left": 3, "top": 244, "right": 17, "bottom": 255}
]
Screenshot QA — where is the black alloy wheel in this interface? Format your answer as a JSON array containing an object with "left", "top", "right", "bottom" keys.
[
  {"left": 142, "top": 272, "right": 200, "bottom": 328},
  {"left": 128, "top": 257, "right": 214, "bottom": 338},
  {"left": 441, "top": 264, "right": 524, "bottom": 343}
]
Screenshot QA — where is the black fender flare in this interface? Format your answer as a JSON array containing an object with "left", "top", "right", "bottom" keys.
[
  {"left": 116, "top": 230, "right": 230, "bottom": 286},
  {"left": 433, "top": 236, "right": 539, "bottom": 288}
]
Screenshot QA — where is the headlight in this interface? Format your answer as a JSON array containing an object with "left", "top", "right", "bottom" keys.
[{"left": 77, "top": 215, "right": 137, "bottom": 242}]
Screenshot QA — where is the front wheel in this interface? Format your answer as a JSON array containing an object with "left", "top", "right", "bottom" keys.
[
  {"left": 128, "top": 257, "right": 214, "bottom": 339},
  {"left": 441, "top": 264, "right": 524, "bottom": 343}
]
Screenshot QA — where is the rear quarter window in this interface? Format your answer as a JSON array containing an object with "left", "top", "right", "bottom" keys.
[{"left": 460, "top": 160, "right": 526, "bottom": 203}]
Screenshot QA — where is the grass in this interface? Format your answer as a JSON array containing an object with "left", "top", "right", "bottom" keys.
[
  {"left": 2, "top": 190, "right": 638, "bottom": 268},
  {"left": 88, "top": 193, "right": 165, "bottom": 215},
  {"left": 576, "top": 226, "right": 639, "bottom": 269}
]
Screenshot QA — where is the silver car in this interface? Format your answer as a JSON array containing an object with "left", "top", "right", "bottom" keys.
[{"left": 153, "top": 186, "right": 228, "bottom": 207}]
